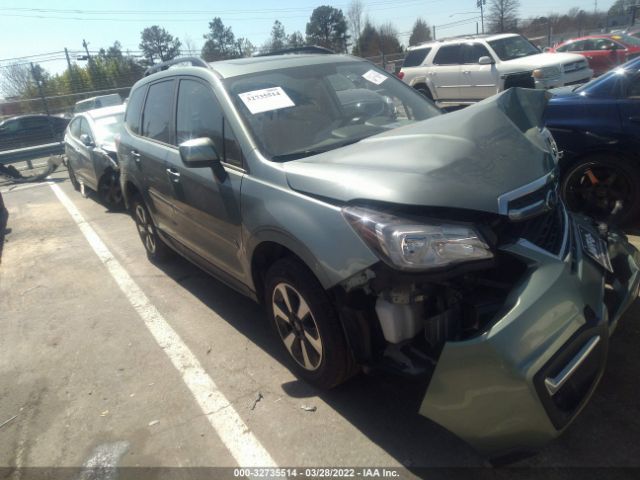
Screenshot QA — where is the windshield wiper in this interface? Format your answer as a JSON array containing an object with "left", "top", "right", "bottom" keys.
[{"left": 271, "top": 137, "right": 366, "bottom": 162}]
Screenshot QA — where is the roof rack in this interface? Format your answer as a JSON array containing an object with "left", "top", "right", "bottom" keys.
[
  {"left": 144, "top": 57, "right": 209, "bottom": 77},
  {"left": 255, "top": 45, "right": 334, "bottom": 57}
]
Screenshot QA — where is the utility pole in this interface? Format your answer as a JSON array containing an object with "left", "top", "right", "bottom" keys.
[
  {"left": 82, "top": 39, "right": 92, "bottom": 63},
  {"left": 30, "top": 62, "right": 55, "bottom": 169},
  {"left": 432, "top": 25, "right": 436, "bottom": 40},
  {"left": 64, "top": 48, "right": 76, "bottom": 93},
  {"left": 477, "top": 0, "right": 486, "bottom": 34}
]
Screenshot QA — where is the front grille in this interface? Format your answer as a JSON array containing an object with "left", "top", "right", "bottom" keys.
[
  {"left": 563, "top": 61, "right": 588, "bottom": 73},
  {"left": 512, "top": 204, "right": 566, "bottom": 255}
]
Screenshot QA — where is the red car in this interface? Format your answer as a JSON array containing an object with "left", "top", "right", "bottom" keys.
[{"left": 552, "top": 34, "right": 640, "bottom": 76}]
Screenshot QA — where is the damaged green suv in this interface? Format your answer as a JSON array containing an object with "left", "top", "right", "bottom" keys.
[{"left": 118, "top": 51, "right": 640, "bottom": 459}]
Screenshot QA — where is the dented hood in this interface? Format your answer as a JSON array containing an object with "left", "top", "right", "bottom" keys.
[{"left": 283, "top": 89, "right": 555, "bottom": 214}]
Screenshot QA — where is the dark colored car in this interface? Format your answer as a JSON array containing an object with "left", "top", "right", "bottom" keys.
[
  {"left": 0, "top": 114, "right": 69, "bottom": 151},
  {"left": 117, "top": 55, "right": 639, "bottom": 458},
  {"left": 64, "top": 105, "right": 125, "bottom": 208},
  {"left": 553, "top": 34, "right": 640, "bottom": 76},
  {"left": 544, "top": 57, "right": 640, "bottom": 225}
]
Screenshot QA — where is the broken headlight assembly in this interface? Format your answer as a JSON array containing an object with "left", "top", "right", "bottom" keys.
[{"left": 342, "top": 206, "right": 493, "bottom": 271}]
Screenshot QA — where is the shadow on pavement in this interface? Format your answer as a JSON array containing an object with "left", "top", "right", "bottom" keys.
[{"left": 151, "top": 250, "right": 640, "bottom": 471}]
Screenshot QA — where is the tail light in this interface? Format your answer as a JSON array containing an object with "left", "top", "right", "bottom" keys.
[{"left": 397, "top": 71, "right": 405, "bottom": 80}]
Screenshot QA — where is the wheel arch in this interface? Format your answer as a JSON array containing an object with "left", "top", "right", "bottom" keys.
[
  {"left": 248, "top": 231, "right": 331, "bottom": 305},
  {"left": 123, "top": 179, "right": 141, "bottom": 210}
]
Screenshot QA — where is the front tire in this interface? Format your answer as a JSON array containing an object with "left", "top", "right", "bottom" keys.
[
  {"left": 561, "top": 154, "right": 640, "bottom": 226},
  {"left": 68, "top": 163, "right": 80, "bottom": 191},
  {"left": 264, "top": 257, "right": 356, "bottom": 389},
  {"left": 130, "top": 196, "right": 172, "bottom": 262}
]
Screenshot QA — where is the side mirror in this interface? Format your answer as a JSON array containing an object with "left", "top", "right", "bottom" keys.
[
  {"left": 80, "top": 133, "right": 94, "bottom": 146},
  {"left": 478, "top": 56, "right": 494, "bottom": 65},
  {"left": 179, "top": 137, "right": 221, "bottom": 169}
]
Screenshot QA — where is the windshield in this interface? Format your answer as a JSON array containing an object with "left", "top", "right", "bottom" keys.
[
  {"left": 93, "top": 113, "right": 123, "bottom": 144},
  {"left": 617, "top": 34, "right": 640, "bottom": 46},
  {"left": 488, "top": 36, "right": 540, "bottom": 61},
  {"left": 224, "top": 61, "right": 440, "bottom": 161}
]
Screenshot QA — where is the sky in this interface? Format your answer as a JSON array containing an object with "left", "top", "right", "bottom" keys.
[{"left": 0, "top": 0, "right": 617, "bottom": 77}]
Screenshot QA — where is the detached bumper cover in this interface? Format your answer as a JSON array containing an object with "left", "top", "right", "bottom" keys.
[{"left": 419, "top": 215, "right": 639, "bottom": 457}]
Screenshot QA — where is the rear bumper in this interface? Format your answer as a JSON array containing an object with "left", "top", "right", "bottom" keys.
[{"left": 419, "top": 214, "right": 639, "bottom": 458}]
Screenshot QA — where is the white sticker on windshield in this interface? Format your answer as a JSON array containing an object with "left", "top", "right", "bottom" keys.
[
  {"left": 362, "top": 69, "right": 387, "bottom": 85},
  {"left": 238, "top": 87, "right": 295, "bottom": 114}
]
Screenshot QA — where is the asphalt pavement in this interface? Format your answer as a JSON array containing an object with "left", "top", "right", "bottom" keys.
[{"left": 1, "top": 165, "right": 639, "bottom": 478}]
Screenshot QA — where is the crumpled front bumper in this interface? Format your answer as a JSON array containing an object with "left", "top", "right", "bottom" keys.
[{"left": 419, "top": 214, "right": 639, "bottom": 458}]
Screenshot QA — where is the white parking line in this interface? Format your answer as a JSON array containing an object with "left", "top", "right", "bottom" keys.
[{"left": 49, "top": 182, "right": 278, "bottom": 468}]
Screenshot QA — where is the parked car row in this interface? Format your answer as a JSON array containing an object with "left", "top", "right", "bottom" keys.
[{"left": 58, "top": 50, "right": 640, "bottom": 461}]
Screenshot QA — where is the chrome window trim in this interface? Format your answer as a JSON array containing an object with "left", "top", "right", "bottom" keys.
[
  {"left": 497, "top": 171, "right": 557, "bottom": 216},
  {"left": 513, "top": 202, "right": 570, "bottom": 261}
]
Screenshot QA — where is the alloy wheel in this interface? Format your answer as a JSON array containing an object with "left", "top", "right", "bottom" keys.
[
  {"left": 134, "top": 204, "right": 156, "bottom": 254},
  {"left": 563, "top": 163, "right": 634, "bottom": 221},
  {"left": 271, "top": 282, "right": 323, "bottom": 371}
]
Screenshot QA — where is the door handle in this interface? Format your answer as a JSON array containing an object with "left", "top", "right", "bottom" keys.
[
  {"left": 629, "top": 116, "right": 640, "bottom": 124},
  {"left": 131, "top": 150, "right": 141, "bottom": 162},
  {"left": 166, "top": 168, "right": 181, "bottom": 182}
]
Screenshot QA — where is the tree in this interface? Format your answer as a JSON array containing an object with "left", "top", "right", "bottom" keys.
[
  {"left": 347, "top": 0, "right": 364, "bottom": 49},
  {"left": 236, "top": 38, "right": 255, "bottom": 57},
  {"left": 98, "top": 41, "right": 124, "bottom": 60},
  {"left": 356, "top": 19, "right": 379, "bottom": 57},
  {"left": 378, "top": 23, "right": 402, "bottom": 54},
  {"left": 609, "top": 0, "right": 640, "bottom": 16},
  {"left": 139, "top": 26, "right": 182, "bottom": 64},
  {"left": 0, "top": 63, "right": 35, "bottom": 98},
  {"left": 409, "top": 18, "right": 431, "bottom": 46},
  {"left": 271, "top": 20, "right": 288, "bottom": 51},
  {"left": 487, "top": 0, "right": 521, "bottom": 33},
  {"left": 288, "top": 31, "right": 305, "bottom": 48},
  {"left": 183, "top": 35, "right": 199, "bottom": 56},
  {"left": 306, "top": 5, "right": 349, "bottom": 53},
  {"left": 202, "top": 17, "right": 239, "bottom": 61}
]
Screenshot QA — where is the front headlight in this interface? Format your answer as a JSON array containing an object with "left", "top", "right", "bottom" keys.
[
  {"left": 342, "top": 206, "right": 493, "bottom": 271},
  {"left": 532, "top": 67, "right": 561, "bottom": 79}
]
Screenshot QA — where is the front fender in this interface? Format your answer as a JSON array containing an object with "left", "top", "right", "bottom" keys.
[{"left": 240, "top": 175, "right": 379, "bottom": 291}]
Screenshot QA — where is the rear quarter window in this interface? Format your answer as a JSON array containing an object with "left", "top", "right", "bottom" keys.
[
  {"left": 403, "top": 48, "right": 431, "bottom": 67},
  {"left": 125, "top": 86, "right": 147, "bottom": 135}
]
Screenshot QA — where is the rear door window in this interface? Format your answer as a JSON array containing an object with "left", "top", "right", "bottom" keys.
[
  {"left": 463, "top": 43, "right": 492, "bottom": 63},
  {"left": 433, "top": 45, "right": 463, "bottom": 65},
  {"left": 403, "top": 48, "right": 431, "bottom": 67},
  {"left": 141, "top": 80, "right": 176, "bottom": 144}
]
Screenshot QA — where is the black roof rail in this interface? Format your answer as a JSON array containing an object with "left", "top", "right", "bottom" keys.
[
  {"left": 255, "top": 45, "right": 335, "bottom": 57},
  {"left": 144, "top": 57, "right": 210, "bottom": 77}
]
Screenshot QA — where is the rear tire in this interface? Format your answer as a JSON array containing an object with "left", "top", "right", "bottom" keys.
[
  {"left": 130, "top": 196, "right": 173, "bottom": 262},
  {"left": 561, "top": 154, "right": 640, "bottom": 227},
  {"left": 264, "top": 257, "right": 357, "bottom": 389},
  {"left": 98, "top": 170, "right": 124, "bottom": 210},
  {"left": 415, "top": 85, "right": 433, "bottom": 101}
]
